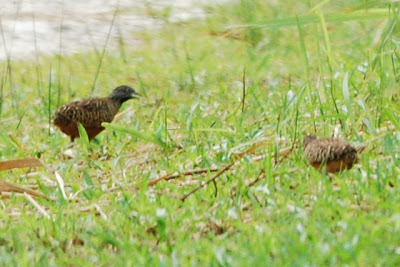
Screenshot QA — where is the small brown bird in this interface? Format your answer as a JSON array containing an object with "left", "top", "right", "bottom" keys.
[
  {"left": 54, "top": 85, "right": 140, "bottom": 141},
  {"left": 303, "top": 135, "right": 359, "bottom": 173}
]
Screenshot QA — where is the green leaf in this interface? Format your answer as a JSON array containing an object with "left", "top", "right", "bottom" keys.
[
  {"left": 231, "top": 10, "right": 390, "bottom": 29},
  {"left": 77, "top": 122, "right": 90, "bottom": 151},
  {"left": 102, "top": 123, "right": 166, "bottom": 148},
  {"left": 83, "top": 170, "right": 94, "bottom": 186},
  {"left": 186, "top": 100, "right": 199, "bottom": 131},
  {"left": 382, "top": 105, "right": 400, "bottom": 130},
  {"left": 362, "top": 117, "right": 377, "bottom": 135}
]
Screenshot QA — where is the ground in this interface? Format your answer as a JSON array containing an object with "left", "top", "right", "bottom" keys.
[{"left": 0, "top": 0, "right": 400, "bottom": 265}]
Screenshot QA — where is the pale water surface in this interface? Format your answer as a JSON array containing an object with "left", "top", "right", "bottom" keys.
[{"left": 0, "top": 0, "right": 225, "bottom": 60}]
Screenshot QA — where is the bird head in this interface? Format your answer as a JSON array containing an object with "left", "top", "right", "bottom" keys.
[
  {"left": 110, "top": 85, "right": 141, "bottom": 103},
  {"left": 303, "top": 134, "right": 317, "bottom": 148}
]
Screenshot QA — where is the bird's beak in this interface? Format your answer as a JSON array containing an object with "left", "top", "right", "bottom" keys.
[{"left": 132, "top": 91, "right": 141, "bottom": 99}]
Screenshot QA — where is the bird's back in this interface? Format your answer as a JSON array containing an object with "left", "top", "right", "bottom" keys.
[
  {"left": 304, "top": 137, "right": 358, "bottom": 163},
  {"left": 53, "top": 85, "right": 139, "bottom": 142},
  {"left": 54, "top": 97, "right": 121, "bottom": 127},
  {"left": 303, "top": 136, "right": 359, "bottom": 173},
  {"left": 54, "top": 97, "right": 122, "bottom": 141}
]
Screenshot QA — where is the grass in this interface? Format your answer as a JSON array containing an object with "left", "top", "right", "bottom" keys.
[{"left": 1, "top": 0, "right": 400, "bottom": 265}]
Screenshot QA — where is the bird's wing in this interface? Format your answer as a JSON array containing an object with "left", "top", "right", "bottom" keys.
[
  {"left": 325, "top": 139, "right": 357, "bottom": 161},
  {"left": 55, "top": 98, "right": 119, "bottom": 127},
  {"left": 306, "top": 139, "right": 357, "bottom": 163}
]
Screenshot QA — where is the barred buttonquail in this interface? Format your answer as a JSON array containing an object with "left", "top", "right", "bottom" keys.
[
  {"left": 54, "top": 85, "right": 140, "bottom": 142},
  {"left": 303, "top": 135, "right": 359, "bottom": 173}
]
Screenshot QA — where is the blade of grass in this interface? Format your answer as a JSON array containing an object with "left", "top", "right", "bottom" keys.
[
  {"left": 57, "top": 0, "right": 65, "bottom": 108},
  {"left": 241, "top": 67, "right": 246, "bottom": 113},
  {"left": 229, "top": 9, "right": 390, "bottom": 29},
  {"left": 103, "top": 122, "right": 167, "bottom": 148},
  {"left": 91, "top": 5, "right": 119, "bottom": 95},
  {"left": 317, "top": 9, "right": 345, "bottom": 131},
  {"left": 77, "top": 123, "right": 90, "bottom": 152},
  {"left": 367, "top": 6, "right": 399, "bottom": 78},
  {"left": 0, "top": 78, "right": 3, "bottom": 118},
  {"left": 48, "top": 66, "right": 52, "bottom": 136},
  {"left": 296, "top": 16, "right": 311, "bottom": 97},
  {"left": 382, "top": 104, "right": 400, "bottom": 130},
  {"left": 31, "top": 8, "right": 44, "bottom": 105},
  {"left": 342, "top": 72, "right": 352, "bottom": 120},
  {"left": 183, "top": 37, "right": 196, "bottom": 92},
  {"left": 15, "top": 111, "right": 25, "bottom": 131}
]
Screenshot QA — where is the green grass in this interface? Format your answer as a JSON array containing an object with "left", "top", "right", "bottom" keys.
[{"left": 1, "top": 0, "right": 400, "bottom": 265}]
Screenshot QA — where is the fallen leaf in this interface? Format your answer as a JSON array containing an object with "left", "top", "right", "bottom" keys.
[{"left": 0, "top": 158, "right": 43, "bottom": 171}]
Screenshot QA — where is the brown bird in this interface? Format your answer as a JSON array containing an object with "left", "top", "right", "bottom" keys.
[
  {"left": 303, "top": 135, "right": 359, "bottom": 173},
  {"left": 54, "top": 85, "right": 140, "bottom": 141}
]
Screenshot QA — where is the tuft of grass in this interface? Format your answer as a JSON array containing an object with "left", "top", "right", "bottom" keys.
[
  {"left": 103, "top": 122, "right": 167, "bottom": 148},
  {"left": 1, "top": 0, "right": 400, "bottom": 265}
]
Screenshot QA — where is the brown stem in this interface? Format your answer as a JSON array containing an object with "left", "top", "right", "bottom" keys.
[
  {"left": 181, "top": 162, "right": 235, "bottom": 202},
  {"left": 0, "top": 180, "right": 51, "bottom": 201},
  {"left": 147, "top": 167, "right": 219, "bottom": 187},
  {"left": 247, "top": 170, "right": 266, "bottom": 188}
]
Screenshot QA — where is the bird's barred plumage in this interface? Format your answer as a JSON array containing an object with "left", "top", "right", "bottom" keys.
[
  {"left": 54, "top": 85, "right": 139, "bottom": 141},
  {"left": 303, "top": 135, "right": 359, "bottom": 173},
  {"left": 54, "top": 98, "right": 120, "bottom": 127}
]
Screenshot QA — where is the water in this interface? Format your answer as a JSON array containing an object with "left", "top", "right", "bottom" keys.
[{"left": 0, "top": 0, "right": 223, "bottom": 61}]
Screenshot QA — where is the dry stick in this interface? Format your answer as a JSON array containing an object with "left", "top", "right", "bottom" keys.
[
  {"left": 229, "top": 170, "right": 265, "bottom": 201},
  {"left": 179, "top": 143, "right": 293, "bottom": 201},
  {"left": 147, "top": 167, "right": 219, "bottom": 187},
  {"left": 247, "top": 167, "right": 298, "bottom": 189},
  {"left": 8, "top": 134, "right": 23, "bottom": 150},
  {"left": 0, "top": 180, "right": 52, "bottom": 201},
  {"left": 251, "top": 192, "right": 262, "bottom": 207},
  {"left": 176, "top": 136, "right": 294, "bottom": 201},
  {"left": 247, "top": 117, "right": 269, "bottom": 128},
  {"left": 26, "top": 183, "right": 71, "bottom": 189},
  {"left": 24, "top": 193, "right": 50, "bottom": 219},
  {"left": 181, "top": 162, "right": 235, "bottom": 202},
  {"left": 94, "top": 204, "right": 108, "bottom": 220},
  {"left": 54, "top": 171, "right": 68, "bottom": 200},
  {"left": 0, "top": 158, "right": 43, "bottom": 171},
  {"left": 234, "top": 140, "right": 270, "bottom": 159},
  {"left": 246, "top": 170, "right": 266, "bottom": 188}
]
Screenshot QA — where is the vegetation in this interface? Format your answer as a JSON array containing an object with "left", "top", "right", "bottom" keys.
[{"left": 1, "top": 0, "right": 400, "bottom": 265}]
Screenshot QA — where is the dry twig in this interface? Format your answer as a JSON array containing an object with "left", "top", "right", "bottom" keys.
[
  {"left": 24, "top": 193, "right": 50, "bottom": 219},
  {"left": 55, "top": 171, "right": 68, "bottom": 200},
  {"left": 246, "top": 170, "right": 266, "bottom": 188},
  {"left": 147, "top": 167, "right": 219, "bottom": 187},
  {"left": 0, "top": 180, "right": 52, "bottom": 201},
  {"left": 181, "top": 162, "right": 235, "bottom": 202},
  {"left": 0, "top": 158, "right": 43, "bottom": 171}
]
